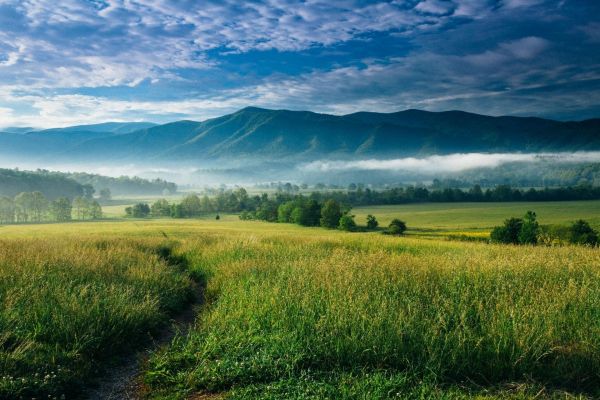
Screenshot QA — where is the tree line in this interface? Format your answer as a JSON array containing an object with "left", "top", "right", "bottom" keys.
[
  {"left": 0, "top": 192, "right": 102, "bottom": 224},
  {"left": 126, "top": 183, "right": 600, "bottom": 223},
  {"left": 0, "top": 168, "right": 89, "bottom": 199},
  {"left": 490, "top": 211, "right": 598, "bottom": 246}
]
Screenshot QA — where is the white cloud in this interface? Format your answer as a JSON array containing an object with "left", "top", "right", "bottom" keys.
[{"left": 301, "top": 152, "right": 600, "bottom": 173}]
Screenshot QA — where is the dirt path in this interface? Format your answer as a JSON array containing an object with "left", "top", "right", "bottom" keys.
[{"left": 87, "top": 282, "right": 203, "bottom": 400}]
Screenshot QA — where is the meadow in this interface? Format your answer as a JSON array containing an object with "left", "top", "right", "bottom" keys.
[
  {"left": 0, "top": 202, "right": 598, "bottom": 399},
  {"left": 353, "top": 200, "right": 600, "bottom": 231}
]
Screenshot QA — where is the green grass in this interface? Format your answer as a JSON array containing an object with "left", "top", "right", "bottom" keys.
[
  {"left": 352, "top": 200, "right": 600, "bottom": 235},
  {"left": 143, "top": 223, "right": 599, "bottom": 399},
  {"left": 0, "top": 202, "right": 598, "bottom": 399},
  {"left": 0, "top": 237, "right": 194, "bottom": 398}
]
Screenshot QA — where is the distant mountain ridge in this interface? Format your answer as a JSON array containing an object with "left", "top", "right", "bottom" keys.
[{"left": 1, "top": 108, "right": 598, "bottom": 165}]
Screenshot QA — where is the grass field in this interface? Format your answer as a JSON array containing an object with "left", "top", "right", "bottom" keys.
[
  {"left": 0, "top": 202, "right": 599, "bottom": 399},
  {"left": 353, "top": 200, "right": 600, "bottom": 237}
]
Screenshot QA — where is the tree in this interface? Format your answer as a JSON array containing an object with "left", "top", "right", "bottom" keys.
[
  {"left": 366, "top": 214, "right": 378, "bottom": 230},
  {"left": 99, "top": 188, "right": 112, "bottom": 202},
  {"left": 291, "top": 200, "right": 320, "bottom": 226},
  {"left": 181, "top": 194, "right": 202, "bottom": 217},
  {"left": 50, "top": 197, "right": 72, "bottom": 222},
  {"left": 14, "top": 192, "right": 35, "bottom": 222},
  {"left": 320, "top": 199, "right": 342, "bottom": 228},
  {"left": 277, "top": 201, "right": 295, "bottom": 223},
  {"left": 82, "top": 184, "right": 95, "bottom": 200},
  {"left": 338, "top": 214, "right": 357, "bottom": 231},
  {"left": 518, "top": 211, "right": 539, "bottom": 244},
  {"left": 0, "top": 196, "right": 15, "bottom": 224},
  {"left": 30, "top": 191, "right": 48, "bottom": 222},
  {"left": 387, "top": 219, "right": 407, "bottom": 235},
  {"left": 73, "top": 196, "right": 89, "bottom": 220},
  {"left": 490, "top": 217, "right": 523, "bottom": 244},
  {"left": 90, "top": 201, "right": 103, "bottom": 219},
  {"left": 151, "top": 199, "right": 171, "bottom": 217},
  {"left": 170, "top": 203, "right": 185, "bottom": 218},
  {"left": 569, "top": 220, "right": 598, "bottom": 246},
  {"left": 132, "top": 203, "right": 150, "bottom": 218}
]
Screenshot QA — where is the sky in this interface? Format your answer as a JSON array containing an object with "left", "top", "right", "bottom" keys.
[{"left": 0, "top": 0, "right": 598, "bottom": 128}]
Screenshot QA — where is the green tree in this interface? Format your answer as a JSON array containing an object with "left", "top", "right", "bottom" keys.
[
  {"left": 99, "top": 188, "right": 112, "bottom": 202},
  {"left": 0, "top": 196, "right": 15, "bottom": 224},
  {"left": 132, "top": 203, "right": 150, "bottom": 218},
  {"left": 151, "top": 199, "right": 171, "bottom": 217},
  {"left": 518, "top": 210, "right": 539, "bottom": 244},
  {"left": 387, "top": 219, "right": 407, "bottom": 235},
  {"left": 320, "top": 199, "right": 342, "bottom": 228},
  {"left": 90, "top": 201, "right": 103, "bottom": 219},
  {"left": 14, "top": 192, "right": 34, "bottom": 222},
  {"left": 366, "top": 214, "right": 378, "bottom": 230},
  {"left": 50, "top": 197, "right": 72, "bottom": 222},
  {"left": 569, "top": 219, "right": 598, "bottom": 246},
  {"left": 338, "top": 214, "right": 357, "bottom": 231},
  {"left": 170, "top": 203, "right": 185, "bottom": 218},
  {"left": 181, "top": 194, "right": 202, "bottom": 217},
  {"left": 73, "top": 196, "right": 89, "bottom": 220},
  {"left": 490, "top": 217, "right": 523, "bottom": 244},
  {"left": 30, "top": 191, "right": 48, "bottom": 222},
  {"left": 277, "top": 201, "right": 295, "bottom": 223},
  {"left": 200, "top": 195, "right": 213, "bottom": 213}
]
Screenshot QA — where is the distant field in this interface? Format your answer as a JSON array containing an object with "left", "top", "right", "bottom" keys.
[
  {"left": 0, "top": 219, "right": 598, "bottom": 399},
  {"left": 353, "top": 200, "right": 600, "bottom": 235}
]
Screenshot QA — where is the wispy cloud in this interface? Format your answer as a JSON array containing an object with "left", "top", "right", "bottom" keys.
[
  {"left": 0, "top": 0, "right": 598, "bottom": 126},
  {"left": 301, "top": 152, "right": 600, "bottom": 173}
]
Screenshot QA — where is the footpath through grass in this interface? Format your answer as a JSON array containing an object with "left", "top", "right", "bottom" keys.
[
  {"left": 143, "top": 226, "right": 600, "bottom": 399},
  {"left": 0, "top": 219, "right": 599, "bottom": 399},
  {"left": 0, "top": 237, "right": 194, "bottom": 398}
]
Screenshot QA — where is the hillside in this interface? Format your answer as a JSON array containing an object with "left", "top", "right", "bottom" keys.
[{"left": 1, "top": 108, "right": 598, "bottom": 165}]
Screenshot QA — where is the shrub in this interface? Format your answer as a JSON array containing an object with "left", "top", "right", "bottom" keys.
[
  {"left": 518, "top": 211, "right": 539, "bottom": 244},
  {"left": 366, "top": 214, "right": 378, "bottom": 230},
  {"left": 320, "top": 199, "right": 342, "bottom": 229},
  {"left": 490, "top": 217, "right": 523, "bottom": 244},
  {"left": 131, "top": 203, "right": 150, "bottom": 218},
  {"left": 386, "top": 219, "right": 407, "bottom": 235},
  {"left": 569, "top": 219, "right": 598, "bottom": 246},
  {"left": 338, "top": 214, "right": 357, "bottom": 231}
]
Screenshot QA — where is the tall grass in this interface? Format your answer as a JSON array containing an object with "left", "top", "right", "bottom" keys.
[
  {"left": 146, "top": 233, "right": 600, "bottom": 398},
  {"left": 0, "top": 238, "right": 193, "bottom": 398}
]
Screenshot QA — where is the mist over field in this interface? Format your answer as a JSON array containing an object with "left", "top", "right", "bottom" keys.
[{"left": 2, "top": 151, "right": 600, "bottom": 187}]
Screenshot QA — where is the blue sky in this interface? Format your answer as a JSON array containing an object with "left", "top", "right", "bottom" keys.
[{"left": 0, "top": 0, "right": 598, "bottom": 127}]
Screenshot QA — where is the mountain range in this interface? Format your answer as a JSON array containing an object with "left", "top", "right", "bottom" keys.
[{"left": 1, "top": 107, "right": 598, "bottom": 166}]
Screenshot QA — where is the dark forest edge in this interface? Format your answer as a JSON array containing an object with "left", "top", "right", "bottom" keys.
[{"left": 0, "top": 168, "right": 177, "bottom": 199}]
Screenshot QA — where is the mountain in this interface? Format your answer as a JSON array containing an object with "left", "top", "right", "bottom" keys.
[{"left": 1, "top": 108, "right": 598, "bottom": 165}]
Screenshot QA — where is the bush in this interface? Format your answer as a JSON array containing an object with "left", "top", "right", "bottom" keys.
[
  {"left": 338, "top": 214, "right": 357, "bottom": 231},
  {"left": 490, "top": 217, "right": 523, "bottom": 244},
  {"left": 320, "top": 199, "right": 342, "bottom": 229},
  {"left": 366, "top": 214, "right": 378, "bottom": 230},
  {"left": 386, "top": 219, "right": 407, "bottom": 235},
  {"left": 518, "top": 211, "right": 539, "bottom": 244},
  {"left": 130, "top": 203, "right": 150, "bottom": 218},
  {"left": 569, "top": 219, "right": 598, "bottom": 246}
]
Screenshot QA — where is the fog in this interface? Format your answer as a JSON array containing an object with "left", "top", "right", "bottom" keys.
[
  {"left": 2, "top": 151, "right": 600, "bottom": 187},
  {"left": 300, "top": 152, "right": 600, "bottom": 174}
]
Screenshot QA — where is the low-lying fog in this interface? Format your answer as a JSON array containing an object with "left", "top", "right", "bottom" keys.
[{"left": 1, "top": 152, "right": 599, "bottom": 187}]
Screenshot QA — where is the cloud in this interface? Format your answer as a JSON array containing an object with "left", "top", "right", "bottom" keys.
[
  {"left": 0, "top": 0, "right": 468, "bottom": 89},
  {"left": 0, "top": 0, "right": 598, "bottom": 125},
  {"left": 301, "top": 152, "right": 600, "bottom": 173}
]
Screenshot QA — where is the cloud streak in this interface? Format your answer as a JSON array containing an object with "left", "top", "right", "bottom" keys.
[{"left": 301, "top": 152, "right": 600, "bottom": 174}]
